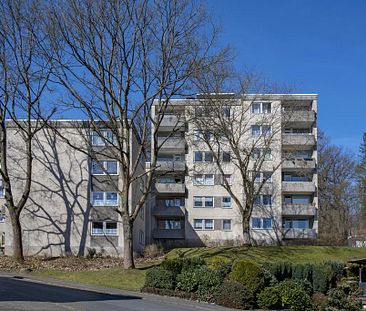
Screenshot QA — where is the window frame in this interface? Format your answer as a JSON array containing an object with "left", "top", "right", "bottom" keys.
[
  {"left": 91, "top": 191, "right": 119, "bottom": 206},
  {"left": 222, "top": 196, "right": 232, "bottom": 208},
  {"left": 251, "top": 217, "right": 273, "bottom": 230},
  {"left": 193, "top": 196, "right": 214, "bottom": 208},
  {"left": 91, "top": 221, "right": 118, "bottom": 236},
  {"left": 194, "top": 219, "right": 214, "bottom": 231},
  {"left": 91, "top": 160, "right": 119, "bottom": 175},
  {"left": 222, "top": 219, "right": 232, "bottom": 231}
]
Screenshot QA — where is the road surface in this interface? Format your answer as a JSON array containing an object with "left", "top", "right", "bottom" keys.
[{"left": 0, "top": 273, "right": 234, "bottom": 311}]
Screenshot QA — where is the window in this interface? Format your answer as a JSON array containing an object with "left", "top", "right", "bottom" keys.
[
  {"left": 193, "top": 174, "right": 214, "bottom": 185},
  {"left": 222, "top": 152, "right": 231, "bottom": 162},
  {"left": 91, "top": 130, "right": 115, "bottom": 146},
  {"left": 161, "top": 198, "right": 184, "bottom": 208},
  {"left": 194, "top": 219, "right": 214, "bottom": 230},
  {"left": 0, "top": 184, "right": 4, "bottom": 199},
  {"left": 139, "top": 230, "right": 145, "bottom": 245},
  {"left": 194, "top": 151, "right": 213, "bottom": 162},
  {"left": 193, "top": 130, "right": 211, "bottom": 141},
  {"left": 92, "top": 192, "right": 119, "bottom": 206},
  {"left": 254, "top": 172, "right": 272, "bottom": 183},
  {"left": 284, "top": 128, "right": 312, "bottom": 134},
  {"left": 140, "top": 206, "right": 145, "bottom": 220},
  {"left": 223, "top": 219, "right": 232, "bottom": 231},
  {"left": 254, "top": 195, "right": 272, "bottom": 206},
  {"left": 194, "top": 196, "right": 213, "bottom": 208},
  {"left": 283, "top": 219, "right": 310, "bottom": 229},
  {"left": 0, "top": 205, "right": 5, "bottom": 223},
  {"left": 222, "top": 196, "right": 232, "bottom": 208},
  {"left": 91, "top": 160, "right": 118, "bottom": 175},
  {"left": 252, "top": 149, "right": 272, "bottom": 160},
  {"left": 223, "top": 107, "right": 231, "bottom": 117},
  {"left": 222, "top": 174, "right": 232, "bottom": 185},
  {"left": 158, "top": 219, "right": 182, "bottom": 230},
  {"left": 91, "top": 221, "right": 118, "bottom": 236},
  {"left": 251, "top": 125, "right": 272, "bottom": 136},
  {"left": 284, "top": 196, "right": 312, "bottom": 205},
  {"left": 282, "top": 173, "right": 311, "bottom": 182},
  {"left": 251, "top": 102, "right": 271, "bottom": 114},
  {"left": 251, "top": 217, "right": 273, "bottom": 229}
]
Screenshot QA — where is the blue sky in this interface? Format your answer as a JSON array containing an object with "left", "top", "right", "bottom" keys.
[{"left": 208, "top": 0, "right": 366, "bottom": 153}]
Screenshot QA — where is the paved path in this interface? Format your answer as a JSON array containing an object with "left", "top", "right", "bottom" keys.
[{"left": 0, "top": 273, "right": 234, "bottom": 311}]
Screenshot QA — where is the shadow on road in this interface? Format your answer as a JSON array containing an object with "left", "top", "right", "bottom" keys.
[{"left": 0, "top": 277, "right": 141, "bottom": 303}]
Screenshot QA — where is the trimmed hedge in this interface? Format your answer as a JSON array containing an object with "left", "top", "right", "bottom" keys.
[
  {"left": 215, "top": 280, "right": 255, "bottom": 310},
  {"left": 229, "top": 260, "right": 266, "bottom": 295},
  {"left": 161, "top": 257, "right": 206, "bottom": 275},
  {"left": 277, "top": 280, "right": 313, "bottom": 311},
  {"left": 144, "top": 266, "right": 175, "bottom": 289}
]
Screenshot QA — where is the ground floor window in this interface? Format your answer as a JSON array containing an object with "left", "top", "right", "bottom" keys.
[
  {"left": 91, "top": 221, "right": 118, "bottom": 236},
  {"left": 194, "top": 219, "right": 214, "bottom": 230},
  {"left": 222, "top": 219, "right": 232, "bottom": 231},
  {"left": 157, "top": 219, "right": 182, "bottom": 230},
  {"left": 139, "top": 230, "right": 144, "bottom": 245},
  {"left": 251, "top": 217, "right": 273, "bottom": 229}
]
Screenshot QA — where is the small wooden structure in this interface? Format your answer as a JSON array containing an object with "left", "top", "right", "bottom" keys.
[{"left": 348, "top": 258, "right": 366, "bottom": 307}]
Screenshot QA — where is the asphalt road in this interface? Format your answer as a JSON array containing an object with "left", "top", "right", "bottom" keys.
[{"left": 0, "top": 273, "right": 234, "bottom": 311}]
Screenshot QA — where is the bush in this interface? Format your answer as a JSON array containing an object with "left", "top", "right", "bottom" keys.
[
  {"left": 325, "top": 288, "right": 362, "bottom": 311},
  {"left": 143, "top": 244, "right": 164, "bottom": 258},
  {"left": 176, "top": 266, "right": 223, "bottom": 294},
  {"left": 267, "top": 261, "right": 293, "bottom": 282},
  {"left": 208, "top": 256, "right": 232, "bottom": 277},
  {"left": 257, "top": 286, "right": 282, "bottom": 309},
  {"left": 277, "top": 279, "right": 313, "bottom": 311},
  {"left": 229, "top": 260, "right": 265, "bottom": 294},
  {"left": 144, "top": 267, "right": 175, "bottom": 290},
  {"left": 313, "top": 264, "right": 333, "bottom": 293},
  {"left": 312, "top": 292, "right": 327, "bottom": 311},
  {"left": 215, "top": 280, "right": 255, "bottom": 310},
  {"left": 292, "top": 263, "right": 313, "bottom": 282},
  {"left": 161, "top": 257, "right": 206, "bottom": 276}
]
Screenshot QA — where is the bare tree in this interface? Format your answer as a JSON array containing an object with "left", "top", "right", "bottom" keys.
[
  {"left": 318, "top": 130, "right": 358, "bottom": 245},
  {"left": 0, "top": 0, "right": 54, "bottom": 261},
  {"left": 47, "top": 0, "right": 229, "bottom": 268}
]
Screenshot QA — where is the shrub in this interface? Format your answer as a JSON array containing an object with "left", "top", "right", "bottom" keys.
[
  {"left": 277, "top": 279, "right": 313, "bottom": 311},
  {"left": 229, "top": 259, "right": 265, "bottom": 294},
  {"left": 176, "top": 269, "right": 199, "bottom": 292},
  {"left": 86, "top": 248, "right": 97, "bottom": 259},
  {"left": 313, "top": 264, "right": 333, "bottom": 293},
  {"left": 143, "top": 244, "right": 164, "bottom": 258},
  {"left": 324, "top": 261, "right": 345, "bottom": 281},
  {"left": 161, "top": 257, "right": 205, "bottom": 276},
  {"left": 208, "top": 256, "right": 232, "bottom": 277},
  {"left": 292, "top": 263, "right": 313, "bottom": 282},
  {"left": 215, "top": 280, "right": 255, "bottom": 310},
  {"left": 257, "top": 286, "right": 282, "bottom": 310},
  {"left": 312, "top": 292, "right": 327, "bottom": 311},
  {"left": 144, "top": 267, "right": 175, "bottom": 290},
  {"left": 267, "top": 261, "right": 293, "bottom": 281},
  {"left": 326, "top": 288, "right": 362, "bottom": 311}
]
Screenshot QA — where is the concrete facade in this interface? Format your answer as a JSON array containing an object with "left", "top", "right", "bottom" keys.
[
  {"left": 0, "top": 121, "right": 147, "bottom": 257},
  {"left": 150, "top": 94, "right": 318, "bottom": 247}
]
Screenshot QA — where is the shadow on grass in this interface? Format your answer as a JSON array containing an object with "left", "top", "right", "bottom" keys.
[{"left": 0, "top": 277, "right": 141, "bottom": 303}]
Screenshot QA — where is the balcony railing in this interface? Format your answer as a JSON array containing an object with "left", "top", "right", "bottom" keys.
[
  {"left": 156, "top": 160, "right": 185, "bottom": 172},
  {"left": 157, "top": 137, "right": 185, "bottom": 150},
  {"left": 282, "top": 134, "right": 316, "bottom": 146},
  {"left": 153, "top": 228, "right": 185, "bottom": 239},
  {"left": 283, "top": 228, "right": 317, "bottom": 239},
  {"left": 155, "top": 183, "right": 185, "bottom": 194},
  {"left": 282, "top": 181, "right": 316, "bottom": 193},
  {"left": 160, "top": 115, "right": 186, "bottom": 129},
  {"left": 282, "top": 159, "right": 316, "bottom": 170},
  {"left": 282, "top": 204, "right": 317, "bottom": 216},
  {"left": 152, "top": 206, "right": 185, "bottom": 217},
  {"left": 282, "top": 111, "right": 316, "bottom": 123}
]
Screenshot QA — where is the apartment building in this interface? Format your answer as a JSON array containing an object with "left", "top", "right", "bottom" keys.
[
  {"left": 150, "top": 94, "right": 318, "bottom": 247},
  {"left": 0, "top": 121, "right": 147, "bottom": 257}
]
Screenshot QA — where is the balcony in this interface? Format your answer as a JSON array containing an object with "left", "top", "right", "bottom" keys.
[
  {"left": 282, "top": 181, "right": 316, "bottom": 193},
  {"left": 153, "top": 229, "right": 185, "bottom": 239},
  {"left": 283, "top": 228, "right": 317, "bottom": 239},
  {"left": 282, "top": 111, "right": 316, "bottom": 126},
  {"left": 282, "top": 159, "right": 316, "bottom": 170},
  {"left": 282, "top": 134, "right": 316, "bottom": 147},
  {"left": 156, "top": 160, "right": 185, "bottom": 172},
  {"left": 282, "top": 204, "right": 317, "bottom": 216},
  {"left": 155, "top": 183, "right": 185, "bottom": 194},
  {"left": 152, "top": 206, "right": 185, "bottom": 217},
  {"left": 160, "top": 115, "right": 186, "bottom": 131},
  {"left": 157, "top": 137, "right": 185, "bottom": 151}
]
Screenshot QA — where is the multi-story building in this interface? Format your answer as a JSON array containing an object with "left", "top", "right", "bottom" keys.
[
  {"left": 0, "top": 121, "right": 148, "bottom": 257},
  {"left": 150, "top": 94, "right": 318, "bottom": 247}
]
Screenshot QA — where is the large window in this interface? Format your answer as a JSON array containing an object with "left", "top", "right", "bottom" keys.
[
  {"left": 251, "top": 102, "right": 271, "bottom": 114},
  {"left": 92, "top": 192, "right": 119, "bottom": 206},
  {"left": 251, "top": 217, "right": 273, "bottom": 229},
  {"left": 193, "top": 174, "right": 214, "bottom": 185},
  {"left": 158, "top": 219, "right": 182, "bottom": 230},
  {"left": 284, "top": 128, "right": 312, "bottom": 134},
  {"left": 0, "top": 184, "right": 4, "bottom": 198},
  {"left": 283, "top": 219, "right": 310, "bottom": 229},
  {"left": 284, "top": 196, "right": 312, "bottom": 205},
  {"left": 222, "top": 196, "right": 232, "bottom": 208},
  {"left": 194, "top": 196, "right": 213, "bottom": 208},
  {"left": 159, "top": 198, "right": 185, "bottom": 208},
  {"left": 254, "top": 171, "right": 272, "bottom": 183},
  {"left": 194, "top": 151, "right": 213, "bottom": 162},
  {"left": 252, "top": 148, "right": 272, "bottom": 160},
  {"left": 91, "top": 160, "right": 118, "bottom": 175},
  {"left": 91, "top": 221, "right": 118, "bottom": 236},
  {"left": 283, "top": 173, "right": 311, "bottom": 182},
  {"left": 193, "top": 130, "right": 212, "bottom": 141},
  {"left": 91, "top": 130, "right": 115, "bottom": 146},
  {"left": 251, "top": 125, "right": 272, "bottom": 136},
  {"left": 222, "top": 152, "right": 231, "bottom": 162},
  {"left": 194, "top": 219, "right": 214, "bottom": 230},
  {"left": 254, "top": 195, "right": 272, "bottom": 206}
]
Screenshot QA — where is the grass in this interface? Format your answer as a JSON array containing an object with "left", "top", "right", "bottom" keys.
[
  {"left": 29, "top": 246, "right": 366, "bottom": 291},
  {"left": 31, "top": 267, "right": 147, "bottom": 292},
  {"left": 166, "top": 246, "right": 366, "bottom": 264}
]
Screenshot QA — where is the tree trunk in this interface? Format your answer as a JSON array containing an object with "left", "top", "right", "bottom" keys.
[
  {"left": 123, "top": 215, "right": 135, "bottom": 269},
  {"left": 10, "top": 213, "right": 24, "bottom": 262},
  {"left": 242, "top": 217, "right": 252, "bottom": 246}
]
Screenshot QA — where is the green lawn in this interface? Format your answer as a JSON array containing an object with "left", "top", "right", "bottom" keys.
[
  {"left": 166, "top": 246, "right": 366, "bottom": 264},
  {"left": 30, "top": 246, "right": 366, "bottom": 292}
]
